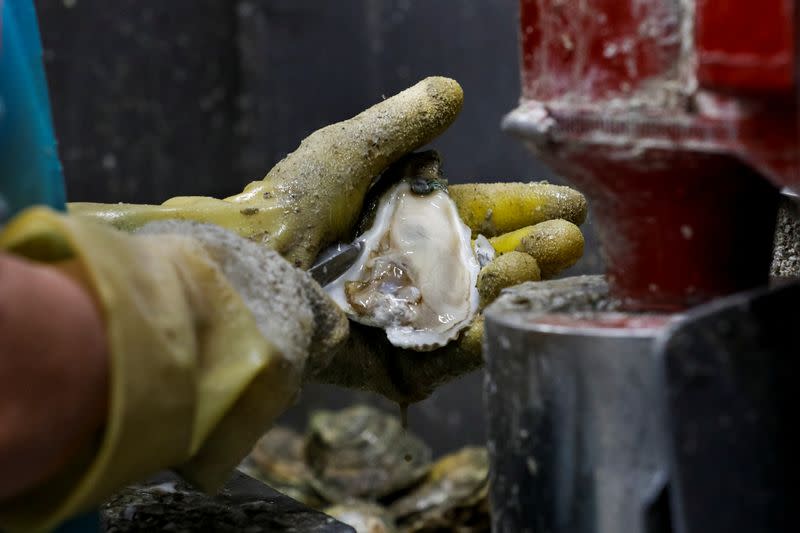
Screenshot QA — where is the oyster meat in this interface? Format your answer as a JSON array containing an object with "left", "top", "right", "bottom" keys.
[
  {"left": 304, "top": 405, "right": 432, "bottom": 502},
  {"left": 326, "top": 179, "right": 480, "bottom": 351}
]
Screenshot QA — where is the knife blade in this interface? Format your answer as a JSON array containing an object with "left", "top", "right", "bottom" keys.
[{"left": 308, "top": 240, "right": 363, "bottom": 286}]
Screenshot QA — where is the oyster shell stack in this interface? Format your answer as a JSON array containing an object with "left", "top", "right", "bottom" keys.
[
  {"left": 304, "top": 405, "right": 433, "bottom": 502},
  {"left": 240, "top": 405, "right": 491, "bottom": 533},
  {"left": 325, "top": 175, "right": 481, "bottom": 351},
  {"left": 237, "top": 426, "right": 322, "bottom": 508},
  {"left": 389, "top": 447, "right": 490, "bottom": 533}
]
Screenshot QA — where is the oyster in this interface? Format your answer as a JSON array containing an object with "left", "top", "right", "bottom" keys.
[
  {"left": 325, "top": 502, "right": 398, "bottom": 533},
  {"left": 238, "top": 426, "right": 323, "bottom": 507},
  {"left": 389, "top": 447, "right": 490, "bottom": 533},
  {"left": 326, "top": 178, "right": 481, "bottom": 351},
  {"left": 304, "top": 405, "right": 432, "bottom": 502}
]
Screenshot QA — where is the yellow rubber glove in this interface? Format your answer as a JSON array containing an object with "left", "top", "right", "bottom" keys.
[
  {"left": 0, "top": 209, "right": 346, "bottom": 532},
  {"left": 70, "top": 77, "right": 465, "bottom": 270},
  {"left": 0, "top": 76, "right": 462, "bottom": 533}
]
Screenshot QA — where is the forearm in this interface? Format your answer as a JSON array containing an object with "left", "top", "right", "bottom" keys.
[
  {"left": 0, "top": 210, "right": 311, "bottom": 531},
  {"left": 0, "top": 253, "right": 109, "bottom": 501}
]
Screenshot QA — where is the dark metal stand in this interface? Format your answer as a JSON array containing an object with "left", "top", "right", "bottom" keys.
[
  {"left": 659, "top": 281, "right": 796, "bottom": 533},
  {"left": 484, "top": 277, "right": 793, "bottom": 533},
  {"left": 484, "top": 277, "right": 674, "bottom": 533}
]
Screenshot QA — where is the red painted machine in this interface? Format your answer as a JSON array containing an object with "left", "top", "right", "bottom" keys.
[{"left": 504, "top": 0, "right": 795, "bottom": 310}]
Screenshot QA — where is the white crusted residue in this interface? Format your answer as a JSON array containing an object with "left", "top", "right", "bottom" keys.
[{"left": 503, "top": 0, "right": 704, "bottom": 162}]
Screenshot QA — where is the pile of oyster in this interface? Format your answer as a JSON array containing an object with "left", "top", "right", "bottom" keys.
[{"left": 239, "top": 405, "right": 490, "bottom": 533}]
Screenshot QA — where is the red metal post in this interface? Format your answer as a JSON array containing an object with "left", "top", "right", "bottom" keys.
[{"left": 508, "top": 0, "right": 796, "bottom": 310}]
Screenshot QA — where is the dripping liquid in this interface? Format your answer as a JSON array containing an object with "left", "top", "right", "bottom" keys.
[{"left": 399, "top": 402, "right": 413, "bottom": 462}]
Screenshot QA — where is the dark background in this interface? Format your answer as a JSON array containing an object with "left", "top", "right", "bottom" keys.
[{"left": 36, "top": 0, "right": 602, "bottom": 454}]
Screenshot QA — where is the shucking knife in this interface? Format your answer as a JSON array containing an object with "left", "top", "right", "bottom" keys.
[{"left": 308, "top": 240, "right": 364, "bottom": 286}]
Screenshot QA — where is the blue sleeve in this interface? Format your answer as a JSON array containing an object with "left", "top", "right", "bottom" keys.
[
  {"left": 1, "top": 0, "right": 66, "bottom": 223},
  {"left": 1, "top": 5, "right": 100, "bottom": 530}
]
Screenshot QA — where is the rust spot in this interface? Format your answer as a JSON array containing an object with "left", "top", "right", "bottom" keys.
[
  {"left": 240, "top": 207, "right": 259, "bottom": 216},
  {"left": 263, "top": 191, "right": 272, "bottom": 199}
]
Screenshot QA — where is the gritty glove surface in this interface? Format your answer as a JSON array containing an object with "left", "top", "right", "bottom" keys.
[{"left": 137, "top": 220, "right": 349, "bottom": 376}]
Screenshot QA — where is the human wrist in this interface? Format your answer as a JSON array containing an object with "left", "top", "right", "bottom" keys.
[{"left": 0, "top": 254, "right": 109, "bottom": 501}]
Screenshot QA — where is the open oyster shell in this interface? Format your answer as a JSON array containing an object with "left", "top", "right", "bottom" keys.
[{"left": 326, "top": 179, "right": 480, "bottom": 351}]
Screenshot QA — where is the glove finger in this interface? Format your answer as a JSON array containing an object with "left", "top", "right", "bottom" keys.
[
  {"left": 449, "top": 182, "right": 587, "bottom": 237},
  {"left": 69, "top": 198, "right": 284, "bottom": 251},
  {"left": 476, "top": 251, "right": 541, "bottom": 308},
  {"left": 69, "top": 77, "right": 464, "bottom": 269},
  {"left": 489, "top": 218, "right": 585, "bottom": 279}
]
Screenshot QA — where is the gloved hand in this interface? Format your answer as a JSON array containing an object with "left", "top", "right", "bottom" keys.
[
  {"left": 307, "top": 161, "right": 586, "bottom": 405},
  {"left": 70, "top": 76, "right": 587, "bottom": 406},
  {"left": 0, "top": 76, "right": 585, "bottom": 531},
  {"left": 0, "top": 77, "right": 464, "bottom": 531},
  {"left": 0, "top": 208, "right": 349, "bottom": 532}
]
